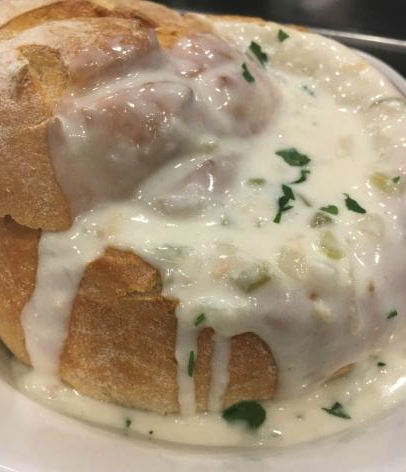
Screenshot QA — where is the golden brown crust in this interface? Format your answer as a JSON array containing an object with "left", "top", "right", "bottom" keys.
[
  {"left": 195, "top": 328, "right": 214, "bottom": 411},
  {"left": 225, "top": 332, "right": 277, "bottom": 408},
  {"left": 60, "top": 248, "right": 180, "bottom": 413},
  {"left": 0, "top": 0, "right": 280, "bottom": 414},
  {"left": 155, "top": 13, "right": 213, "bottom": 49},
  {"left": 0, "top": 2, "right": 212, "bottom": 231},
  {"left": 0, "top": 0, "right": 182, "bottom": 39},
  {"left": 0, "top": 17, "right": 150, "bottom": 230},
  {"left": 195, "top": 328, "right": 277, "bottom": 410},
  {"left": 204, "top": 13, "right": 266, "bottom": 25},
  {"left": 0, "top": 42, "right": 71, "bottom": 230},
  {"left": 0, "top": 217, "right": 39, "bottom": 364}
]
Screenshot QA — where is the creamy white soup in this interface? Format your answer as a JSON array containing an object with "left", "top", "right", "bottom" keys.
[{"left": 13, "top": 18, "right": 406, "bottom": 446}]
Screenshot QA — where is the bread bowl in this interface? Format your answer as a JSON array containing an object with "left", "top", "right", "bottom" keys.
[{"left": 0, "top": 0, "right": 405, "bottom": 445}]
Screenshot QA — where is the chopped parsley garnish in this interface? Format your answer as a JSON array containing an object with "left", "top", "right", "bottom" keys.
[
  {"left": 125, "top": 418, "right": 132, "bottom": 429},
  {"left": 322, "top": 402, "right": 351, "bottom": 420},
  {"left": 278, "top": 29, "right": 290, "bottom": 42},
  {"left": 242, "top": 62, "right": 255, "bottom": 83},
  {"left": 343, "top": 193, "right": 366, "bottom": 214},
  {"left": 387, "top": 309, "right": 398, "bottom": 319},
  {"left": 302, "top": 84, "right": 315, "bottom": 96},
  {"left": 393, "top": 176, "right": 401, "bottom": 183},
  {"left": 274, "top": 184, "right": 295, "bottom": 223},
  {"left": 377, "top": 361, "right": 387, "bottom": 367},
  {"left": 194, "top": 313, "right": 206, "bottom": 326},
  {"left": 282, "top": 184, "right": 295, "bottom": 200},
  {"left": 291, "top": 169, "right": 310, "bottom": 184},
  {"left": 276, "top": 148, "right": 311, "bottom": 167},
  {"left": 188, "top": 350, "right": 195, "bottom": 377},
  {"left": 222, "top": 401, "right": 266, "bottom": 429},
  {"left": 320, "top": 205, "right": 339, "bottom": 215},
  {"left": 249, "top": 41, "right": 268, "bottom": 66},
  {"left": 248, "top": 178, "right": 266, "bottom": 186},
  {"left": 273, "top": 148, "right": 311, "bottom": 222}
]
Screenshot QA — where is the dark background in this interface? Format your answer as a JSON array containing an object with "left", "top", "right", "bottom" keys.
[
  {"left": 159, "top": 0, "right": 406, "bottom": 76},
  {"left": 160, "top": 0, "right": 406, "bottom": 39}
]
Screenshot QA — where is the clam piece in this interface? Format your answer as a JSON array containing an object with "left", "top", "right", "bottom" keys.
[
  {"left": 152, "top": 155, "right": 238, "bottom": 217},
  {"left": 370, "top": 172, "right": 403, "bottom": 196},
  {"left": 319, "top": 231, "right": 344, "bottom": 260},
  {"left": 278, "top": 246, "right": 308, "bottom": 281},
  {"left": 229, "top": 261, "right": 271, "bottom": 293},
  {"left": 355, "top": 214, "right": 384, "bottom": 240},
  {"left": 310, "top": 211, "right": 333, "bottom": 228}
]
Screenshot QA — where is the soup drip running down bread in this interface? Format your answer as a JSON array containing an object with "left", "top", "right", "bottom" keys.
[{"left": 0, "top": 0, "right": 405, "bottom": 446}]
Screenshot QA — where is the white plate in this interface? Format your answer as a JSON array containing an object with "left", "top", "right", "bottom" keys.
[
  {"left": 0, "top": 51, "right": 405, "bottom": 472},
  {"left": 0, "top": 365, "right": 405, "bottom": 472}
]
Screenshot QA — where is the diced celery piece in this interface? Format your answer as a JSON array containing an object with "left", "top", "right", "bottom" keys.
[
  {"left": 247, "top": 178, "right": 266, "bottom": 187},
  {"left": 231, "top": 262, "right": 271, "bottom": 293},
  {"left": 310, "top": 211, "right": 333, "bottom": 228},
  {"left": 319, "top": 231, "right": 344, "bottom": 260},
  {"left": 370, "top": 172, "right": 403, "bottom": 196}
]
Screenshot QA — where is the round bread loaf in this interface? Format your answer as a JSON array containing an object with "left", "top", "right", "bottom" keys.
[{"left": 0, "top": 0, "right": 278, "bottom": 414}]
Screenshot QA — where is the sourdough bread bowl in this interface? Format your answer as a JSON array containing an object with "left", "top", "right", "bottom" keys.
[
  {"left": 0, "top": 0, "right": 404, "bottom": 426},
  {"left": 0, "top": 0, "right": 277, "bottom": 414}
]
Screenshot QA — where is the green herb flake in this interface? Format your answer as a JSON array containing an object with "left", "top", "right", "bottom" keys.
[
  {"left": 274, "top": 185, "right": 295, "bottom": 223},
  {"left": 393, "top": 176, "right": 401, "bottom": 184},
  {"left": 278, "top": 29, "right": 290, "bottom": 42},
  {"left": 282, "top": 184, "right": 295, "bottom": 200},
  {"left": 320, "top": 205, "right": 339, "bottom": 215},
  {"left": 322, "top": 402, "right": 351, "bottom": 420},
  {"left": 249, "top": 41, "right": 268, "bottom": 66},
  {"left": 125, "top": 418, "right": 132, "bottom": 429},
  {"left": 188, "top": 350, "right": 195, "bottom": 377},
  {"left": 276, "top": 148, "right": 311, "bottom": 167},
  {"left": 242, "top": 62, "right": 255, "bottom": 83},
  {"left": 194, "top": 313, "right": 206, "bottom": 326},
  {"left": 377, "top": 361, "right": 387, "bottom": 367},
  {"left": 222, "top": 401, "right": 266, "bottom": 429},
  {"left": 248, "top": 178, "right": 266, "bottom": 186},
  {"left": 291, "top": 169, "right": 310, "bottom": 184},
  {"left": 310, "top": 211, "right": 333, "bottom": 228},
  {"left": 302, "top": 84, "right": 315, "bottom": 96},
  {"left": 344, "top": 193, "right": 366, "bottom": 214},
  {"left": 387, "top": 309, "right": 398, "bottom": 319}
]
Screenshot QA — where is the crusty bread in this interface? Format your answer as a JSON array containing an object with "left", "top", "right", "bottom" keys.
[{"left": 0, "top": 0, "right": 279, "bottom": 413}]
